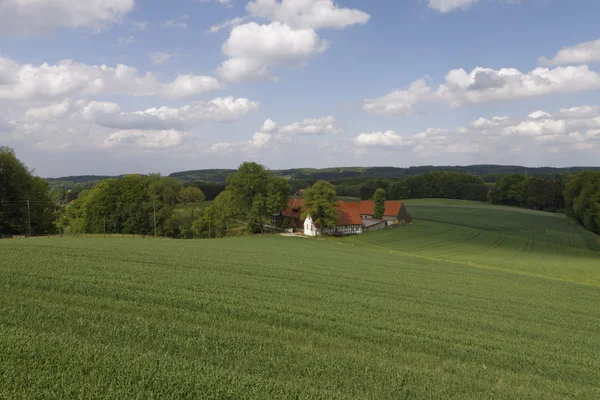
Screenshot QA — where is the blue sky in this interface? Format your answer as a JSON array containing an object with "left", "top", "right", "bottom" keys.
[{"left": 1, "top": 0, "right": 600, "bottom": 177}]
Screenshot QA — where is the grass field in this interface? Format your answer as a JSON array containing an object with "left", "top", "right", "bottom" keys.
[{"left": 1, "top": 200, "right": 600, "bottom": 399}]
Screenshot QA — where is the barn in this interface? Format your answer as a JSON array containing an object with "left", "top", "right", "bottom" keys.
[
  {"left": 304, "top": 202, "right": 363, "bottom": 237},
  {"left": 359, "top": 200, "right": 411, "bottom": 225}
]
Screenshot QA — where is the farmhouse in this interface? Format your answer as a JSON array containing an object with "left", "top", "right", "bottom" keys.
[
  {"left": 274, "top": 194, "right": 411, "bottom": 236},
  {"left": 304, "top": 202, "right": 364, "bottom": 237},
  {"left": 359, "top": 200, "right": 411, "bottom": 226}
]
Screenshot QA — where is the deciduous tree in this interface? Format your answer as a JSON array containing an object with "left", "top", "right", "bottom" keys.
[{"left": 302, "top": 181, "right": 339, "bottom": 235}]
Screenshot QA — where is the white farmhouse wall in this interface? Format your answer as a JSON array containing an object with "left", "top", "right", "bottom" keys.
[{"left": 304, "top": 216, "right": 318, "bottom": 236}]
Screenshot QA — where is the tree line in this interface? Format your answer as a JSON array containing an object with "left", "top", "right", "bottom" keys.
[{"left": 2, "top": 147, "right": 599, "bottom": 237}]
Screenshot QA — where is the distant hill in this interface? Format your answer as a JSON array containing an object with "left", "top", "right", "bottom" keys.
[
  {"left": 169, "top": 165, "right": 600, "bottom": 184},
  {"left": 45, "top": 165, "right": 600, "bottom": 189}
]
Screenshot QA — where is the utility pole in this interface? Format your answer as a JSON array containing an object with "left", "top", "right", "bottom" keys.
[
  {"left": 26, "top": 200, "right": 31, "bottom": 237},
  {"left": 153, "top": 201, "right": 157, "bottom": 238},
  {"left": 103, "top": 216, "right": 106, "bottom": 237}
]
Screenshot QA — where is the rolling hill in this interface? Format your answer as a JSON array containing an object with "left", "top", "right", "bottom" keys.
[{"left": 1, "top": 201, "right": 599, "bottom": 399}]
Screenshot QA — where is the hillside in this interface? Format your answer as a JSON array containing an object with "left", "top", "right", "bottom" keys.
[
  {"left": 45, "top": 165, "right": 600, "bottom": 187},
  {"left": 1, "top": 202, "right": 600, "bottom": 398}
]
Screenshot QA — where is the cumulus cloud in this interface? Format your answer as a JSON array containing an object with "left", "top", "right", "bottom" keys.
[
  {"left": 246, "top": 0, "right": 370, "bottom": 29},
  {"left": 538, "top": 39, "right": 600, "bottom": 66},
  {"left": 428, "top": 0, "right": 480, "bottom": 13},
  {"left": 0, "top": 0, "right": 135, "bottom": 35},
  {"left": 364, "top": 65, "right": 600, "bottom": 116},
  {"left": 262, "top": 116, "right": 343, "bottom": 135},
  {"left": 354, "top": 105, "right": 600, "bottom": 157},
  {"left": 210, "top": 115, "right": 342, "bottom": 152},
  {"left": 216, "top": 1, "right": 368, "bottom": 81},
  {"left": 99, "top": 97, "right": 260, "bottom": 130},
  {"left": 23, "top": 97, "right": 260, "bottom": 131},
  {"left": 0, "top": 56, "right": 222, "bottom": 101},
  {"left": 217, "top": 22, "right": 328, "bottom": 81},
  {"left": 103, "top": 130, "right": 185, "bottom": 149}
]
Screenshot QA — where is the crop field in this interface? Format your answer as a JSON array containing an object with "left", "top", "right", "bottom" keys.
[
  {"left": 346, "top": 199, "right": 600, "bottom": 286},
  {"left": 1, "top": 201, "right": 600, "bottom": 399}
]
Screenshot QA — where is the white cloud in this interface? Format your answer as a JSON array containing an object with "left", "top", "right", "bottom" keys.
[
  {"left": 99, "top": 97, "right": 260, "bottom": 130},
  {"left": 263, "top": 116, "right": 343, "bottom": 135},
  {"left": 538, "top": 39, "right": 600, "bottom": 66},
  {"left": 0, "top": 56, "right": 221, "bottom": 101},
  {"left": 528, "top": 110, "right": 552, "bottom": 120},
  {"left": 354, "top": 105, "right": 600, "bottom": 156},
  {"left": 249, "top": 132, "right": 272, "bottom": 148},
  {"left": 207, "top": 17, "right": 246, "bottom": 33},
  {"left": 217, "top": 21, "right": 328, "bottom": 81},
  {"left": 354, "top": 130, "right": 406, "bottom": 148},
  {"left": 364, "top": 65, "right": 600, "bottom": 116},
  {"left": 150, "top": 51, "right": 175, "bottom": 65},
  {"left": 211, "top": 115, "right": 342, "bottom": 151},
  {"left": 164, "top": 15, "right": 190, "bottom": 29},
  {"left": 469, "top": 115, "right": 511, "bottom": 129},
  {"left": 24, "top": 100, "right": 120, "bottom": 122},
  {"left": 0, "top": 0, "right": 135, "bottom": 35},
  {"left": 23, "top": 97, "right": 260, "bottom": 131},
  {"left": 103, "top": 130, "right": 185, "bottom": 149},
  {"left": 428, "top": 0, "right": 480, "bottom": 13},
  {"left": 246, "top": 0, "right": 370, "bottom": 29},
  {"left": 118, "top": 36, "right": 136, "bottom": 45}
]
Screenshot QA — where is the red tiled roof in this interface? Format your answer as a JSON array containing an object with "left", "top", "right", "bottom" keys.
[
  {"left": 338, "top": 201, "right": 359, "bottom": 210},
  {"left": 384, "top": 201, "right": 403, "bottom": 217},
  {"left": 337, "top": 207, "right": 363, "bottom": 226},
  {"left": 284, "top": 199, "right": 363, "bottom": 226},
  {"left": 282, "top": 198, "right": 304, "bottom": 219},
  {"left": 359, "top": 200, "right": 375, "bottom": 215},
  {"left": 359, "top": 200, "right": 403, "bottom": 217}
]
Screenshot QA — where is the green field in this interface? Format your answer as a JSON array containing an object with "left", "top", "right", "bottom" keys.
[{"left": 1, "top": 201, "right": 600, "bottom": 399}]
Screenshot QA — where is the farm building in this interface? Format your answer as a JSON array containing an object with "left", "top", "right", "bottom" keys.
[
  {"left": 304, "top": 203, "right": 364, "bottom": 237},
  {"left": 359, "top": 200, "right": 411, "bottom": 225},
  {"left": 273, "top": 192, "right": 411, "bottom": 236}
]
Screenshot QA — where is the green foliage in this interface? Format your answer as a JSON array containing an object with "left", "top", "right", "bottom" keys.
[
  {"left": 386, "top": 172, "right": 489, "bottom": 202},
  {"left": 193, "top": 190, "right": 243, "bottom": 238},
  {"left": 226, "top": 162, "right": 271, "bottom": 209},
  {"left": 302, "top": 181, "right": 339, "bottom": 234},
  {"left": 564, "top": 172, "right": 600, "bottom": 234},
  {"left": 0, "top": 146, "right": 56, "bottom": 236},
  {"left": 359, "top": 179, "right": 389, "bottom": 200},
  {"left": 373, "top": 188, "right": 386, "bottom": 219},
  {"left": 67, "top": 175, "right": 183, "bottom": 236},
  {"left": 226, "top": 162, "right": 289, "bottom": 233},
  {"left": 179, "top": 186, "right": 206, "bottom": 221},
  {"left": 2, "top": 201, "right": 600, "bottom": 398},
  {"left": 489, "top": 174, "right": 565, "bottom": 211}
]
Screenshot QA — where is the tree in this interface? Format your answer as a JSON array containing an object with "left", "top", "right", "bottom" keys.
[
  {"left": 373, "top": 188, "right": 386, "bottom": 219},
  {"left": 0, "top": 147, "right": 56, "bottom": 236},
  {"left": 564, "top": 172, "right": 600, "bottom": 234},
  {"left": 226, "top": 162, "right": 270, "bottom": 209},
  {"left": 247, "top": 177, "right": 288, "bottom": 234},
  {"left": 301, "top": 181, "right": 339, "bottom": 236},
  {"left": 193, "top": 190, "right": 243, "bottom": 238},
  {"left": 226, "top": 162, "right": 290, "bottom": 234},
  {"left": 179, "top": 186, "right": 206, "bottom": 221}
]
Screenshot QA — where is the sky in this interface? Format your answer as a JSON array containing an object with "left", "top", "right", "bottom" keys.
[{"left": 1, "top": 0, "right": 600, "bottom": 177}]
